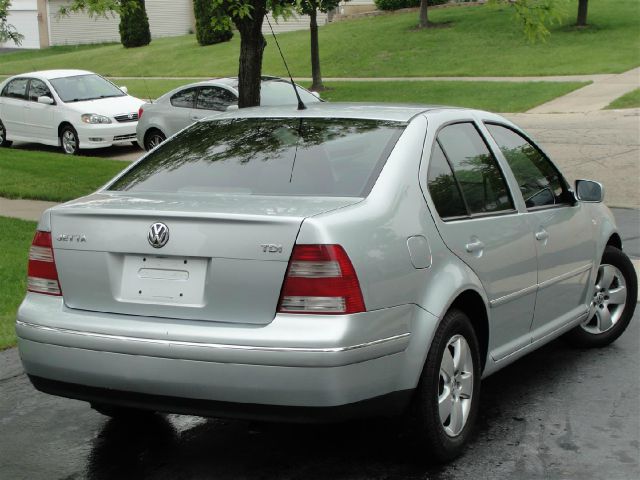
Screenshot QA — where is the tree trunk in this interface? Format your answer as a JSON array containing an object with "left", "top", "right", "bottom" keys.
[
  {"left": 419, "top": 0, "right": 430, "bottom": 28},
  {"left": 309, "top": 7, "right": 324, "bottom": 91},
  {"left": 576, "top": 0, "right": 589, "bottom": 27},
  {"left": 234, "top": 1, "right": 267, "bottom": 108}
]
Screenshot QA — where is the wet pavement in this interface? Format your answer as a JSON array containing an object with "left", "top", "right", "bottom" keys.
[{"left": 0, "top": 309, "right": 638, "bottom": 480}]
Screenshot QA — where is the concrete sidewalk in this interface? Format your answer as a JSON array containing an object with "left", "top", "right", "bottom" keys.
[
  {"left": 528, "top": 67, "right": 640, "bottom": 113},
  {"left": 0, "top": 198, "right": 57, "bottom": 222}
]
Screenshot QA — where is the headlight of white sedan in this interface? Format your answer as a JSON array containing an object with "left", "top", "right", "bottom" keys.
[{"left": 81, "top": 114, "right": 112, "bottom": 124}]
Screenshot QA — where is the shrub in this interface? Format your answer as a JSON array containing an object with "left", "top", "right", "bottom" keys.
[
  {"left": 119, "top": 0, "right": 151, "bottom": 48},
  {"left": 374, "top": 0, "right": 449, "bottom": 11},
  {"left": 193, "top": 0, "right": 233, "bottom": 46}
]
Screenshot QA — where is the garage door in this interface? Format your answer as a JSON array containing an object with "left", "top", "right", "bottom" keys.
[{"left": 0, "top": 0, "right": 39, "bottom": 49}]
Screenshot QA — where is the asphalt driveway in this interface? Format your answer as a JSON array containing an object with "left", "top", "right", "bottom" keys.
[{"left": 1, "top": 312, "right": 637, "bottom": 480}]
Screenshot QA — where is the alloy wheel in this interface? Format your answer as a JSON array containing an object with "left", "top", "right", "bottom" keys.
[
  {"left": 62, "top": 130, "right": 77, "bottom": 154},
  {"left": 582, "top": 264, "right": 627, "bottom": 334},
  {"left": 438, "top": 334, "right": 474, "bottom": 437}
]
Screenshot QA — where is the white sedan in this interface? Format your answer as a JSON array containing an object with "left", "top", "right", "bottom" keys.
[{"left": 0, "top": 69, "right": 144, "bottom": 155}]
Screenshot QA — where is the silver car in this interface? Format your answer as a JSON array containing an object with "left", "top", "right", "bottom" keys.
[
  {"left": 17, "top": 104, "right": 637, "bottom": 462},
  {"left": 135, "top": 76, "right": 321, "bottom": 151}
]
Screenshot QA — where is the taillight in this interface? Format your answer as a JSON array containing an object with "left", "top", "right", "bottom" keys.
[
  {"left": 277, "top": 244, "right": 365, "bottom": 314},
  {"left": 138, "top": 106, "right": 144, "bottom": 119},
  {"left": 27, "top": 231, "right": 62, "bottom": 296}
]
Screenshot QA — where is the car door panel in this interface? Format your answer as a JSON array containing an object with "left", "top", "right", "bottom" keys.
[
  {"left": 421, "top": 114, "right": 539, "bottom": 361},
  {"left": 24, "top": 79, "right": 56, "bottom": 142},
  {"left": 482, "top": 122, "right": 597, "bottom": 341},
  {"left": 1, "top": 77, "right": 29, "bottom": 138}
]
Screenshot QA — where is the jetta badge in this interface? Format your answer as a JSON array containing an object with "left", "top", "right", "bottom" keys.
[{"left": 148, "top": 222, "right": 169, "bottom": 248}]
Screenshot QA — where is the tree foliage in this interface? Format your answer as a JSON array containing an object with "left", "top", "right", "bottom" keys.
[
  {"left": 0, "top": 0, "right": 24, "bottom": 45},
  {"left": 59, "top": 0, "right": 151, "bottom": 48},
  {"left": 193, "top": 0, "right": 233, "bottom": 46},
  {"left": 489, "top": 0, "right": 570, "bottom": 42}
]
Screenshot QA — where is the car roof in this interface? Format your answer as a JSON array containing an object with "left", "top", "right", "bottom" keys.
[
  {"left": 9, "top": 69, "right": 94, "bottom": 80},
  {"left": 202, "top": 102, "right": 463, "bottom": 123},
  {"left": 156, "top": 76, "right": 315, "bottom": 101}
]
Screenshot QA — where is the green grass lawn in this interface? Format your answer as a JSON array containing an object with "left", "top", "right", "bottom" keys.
[
  {"left": 0, "top": 149, "right": 129, "bottom": 202},
  {"left": 116, "top": 78, "right": 587, "bottom": 112},
  {"left": 0, "top": 0, "right": 637, "bottom": 78},
  {"left": 606, "top": 88, "right": 640, "bottom": 109},
  {"left": 316, "top": 80, "right": 588, "bottom": 112},
  {"left": 0, "top": 216, "right": 36, "bottom": 350}
]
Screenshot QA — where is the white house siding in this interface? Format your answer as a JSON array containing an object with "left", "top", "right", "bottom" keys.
[
  {"left": 264, "top": 12, "right": 328, "bottom": 34},
  {"left": 48, "top": 0, "right": 120, "bottom": 46},
  {"left": 47, "top": 0, "right": 193, "bottom": 47},
  {"left": 1, "top": 0, "right": 40, "bottom": 49},
  {"left": 146, "top": 0, "right": 193, "bottom": 38}
]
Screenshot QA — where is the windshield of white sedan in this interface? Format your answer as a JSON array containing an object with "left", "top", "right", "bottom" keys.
[
  {"left": 49, "top": 74, "right": 125, "bottom": 103},
  {"left": 109, "top": 118, "right": 405, "bottom": 197}
]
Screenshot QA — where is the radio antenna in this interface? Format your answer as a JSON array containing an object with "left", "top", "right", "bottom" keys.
[{"left": 265, "top": 14, "right": 306, "bottom": 110}]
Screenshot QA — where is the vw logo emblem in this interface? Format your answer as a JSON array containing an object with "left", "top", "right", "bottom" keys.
[
  {"left": 128, "top": 113, "right": 134, "bottom": 119},
  {"left": 148, "top": 222, "right": 169, "bottom": 248}
]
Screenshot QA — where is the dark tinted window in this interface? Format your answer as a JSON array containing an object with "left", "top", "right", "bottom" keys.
[
  {"left": 2, "top": 78, "right": 28, "bottom": 99},
  {"left": 170, "top": 88, "right": 197, "bottom": 108},
  {"left": 427, "top": 142, "right": 467, "bottom": 219},
  {"left": 196, "top": 86, "right": 237, "bottom": 111},
  {"left": 28, "top": 79, "right": 52, "bottom": 102},
  {"left": 438, "top": 123, "right": 513, "bottom": 215},
  {"left": 485, "top": 123, "right": 572, "bottom": 208},
  {"left": 109, "top": 118, "right": 405, "bottom": 197}
]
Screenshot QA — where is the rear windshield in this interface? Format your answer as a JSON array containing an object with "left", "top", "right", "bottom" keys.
[{"left": 109, "top": 118, "right": 405, "bottom": 197}]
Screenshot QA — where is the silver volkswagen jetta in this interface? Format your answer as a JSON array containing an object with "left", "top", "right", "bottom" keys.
[{"left": 17, "top": 103, "right": 637, "bottom": 462}]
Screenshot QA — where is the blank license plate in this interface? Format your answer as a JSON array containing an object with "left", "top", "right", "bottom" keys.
[{"left": 118, "top": 254, "right": 208, "bottom": 306}]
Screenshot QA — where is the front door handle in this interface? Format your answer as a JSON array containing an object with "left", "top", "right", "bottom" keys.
[
  {"left": 465, "top": 239, "right": 485, "bottom": 253},
  {"left": 535, "top": 228, "right": 549, "bottom": 241}
]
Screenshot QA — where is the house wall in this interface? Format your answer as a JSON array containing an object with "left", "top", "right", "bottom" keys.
[
  {"left": 47, "top": 0, "right": 193, "bottom": 47},
  {"left": 1, "top": 0, "right": 40, "bottom": 49}
]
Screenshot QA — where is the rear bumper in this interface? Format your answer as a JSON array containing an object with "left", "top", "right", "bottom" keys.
[{"left": 17, "top": 294, "right": 438, "bottom": 411}]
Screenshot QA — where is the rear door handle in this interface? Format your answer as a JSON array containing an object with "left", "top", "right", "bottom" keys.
[
  {"left": 465, "top": 239, "right": 484, "bottom": 253},
  {"left": 535, "top": 228, "right": 549, "bottom": 241}
]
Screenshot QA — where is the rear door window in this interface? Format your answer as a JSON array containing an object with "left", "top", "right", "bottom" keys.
[
  {"left": 427, "top": 142, "right": 468, "bottom": 219},
  {"left": 2, "top": 78, "right": 29, "bottom": 100},
  {"left": 109, "top": 118, "right": 405, "bottom": 197},
  {"left": 485, "top": 123, "right": 573, "bottom": 208},
  {"left": 437, "top": 122, "right": 514, "bottom": 215},
  {"left": 170, "top": 87, "right": 198, "bottom": 108}
]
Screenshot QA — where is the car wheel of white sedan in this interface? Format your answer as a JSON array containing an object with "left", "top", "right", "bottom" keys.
[
  {"left": 0, "top": 119, "right": 12, "bottom": 147},
  {"left": 60, "top": 125, "right": 80, "bottom": 155},
  {"left": 564, "top": 246, "right": 637, "bottom": 348},
  {"left": 410, "top": 309, "right": 481, "bottom": 463}
]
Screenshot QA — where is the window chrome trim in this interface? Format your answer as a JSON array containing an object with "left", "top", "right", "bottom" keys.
[{"left": 15, "top": 320, "right": 411, "bottom": 354}]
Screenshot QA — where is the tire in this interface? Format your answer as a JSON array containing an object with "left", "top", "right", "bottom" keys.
[
  {"left": 144, "top": 129, "right": 166, "bottom": 151},
  {"left": 563, "top": 246, "right": 637, "bottom": 348},
  {"left": 409, "top": 309, "right": 482, "bottom": 463},
  {"left": 0, "top": 119, "right": 12, "bottom": 147},
  {"left": 91, "top": 402, "right": 154, "bottom": 419},
  {"left": 60, "top": 125, "right": 80, "bottom": 155}
]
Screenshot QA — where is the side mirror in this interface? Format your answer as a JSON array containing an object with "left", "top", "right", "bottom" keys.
[
  {"left": 226, "top": 104, "right": 239, "bottom": 111},
  {"left": 37, "top": 96, "right": 54, "bottom": 105},
  {"left": 120, "top": 86, "right": 128, "bottom": 94},
  {"left": 575, "top": 179, "right": 604, "bottom": 203}
]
